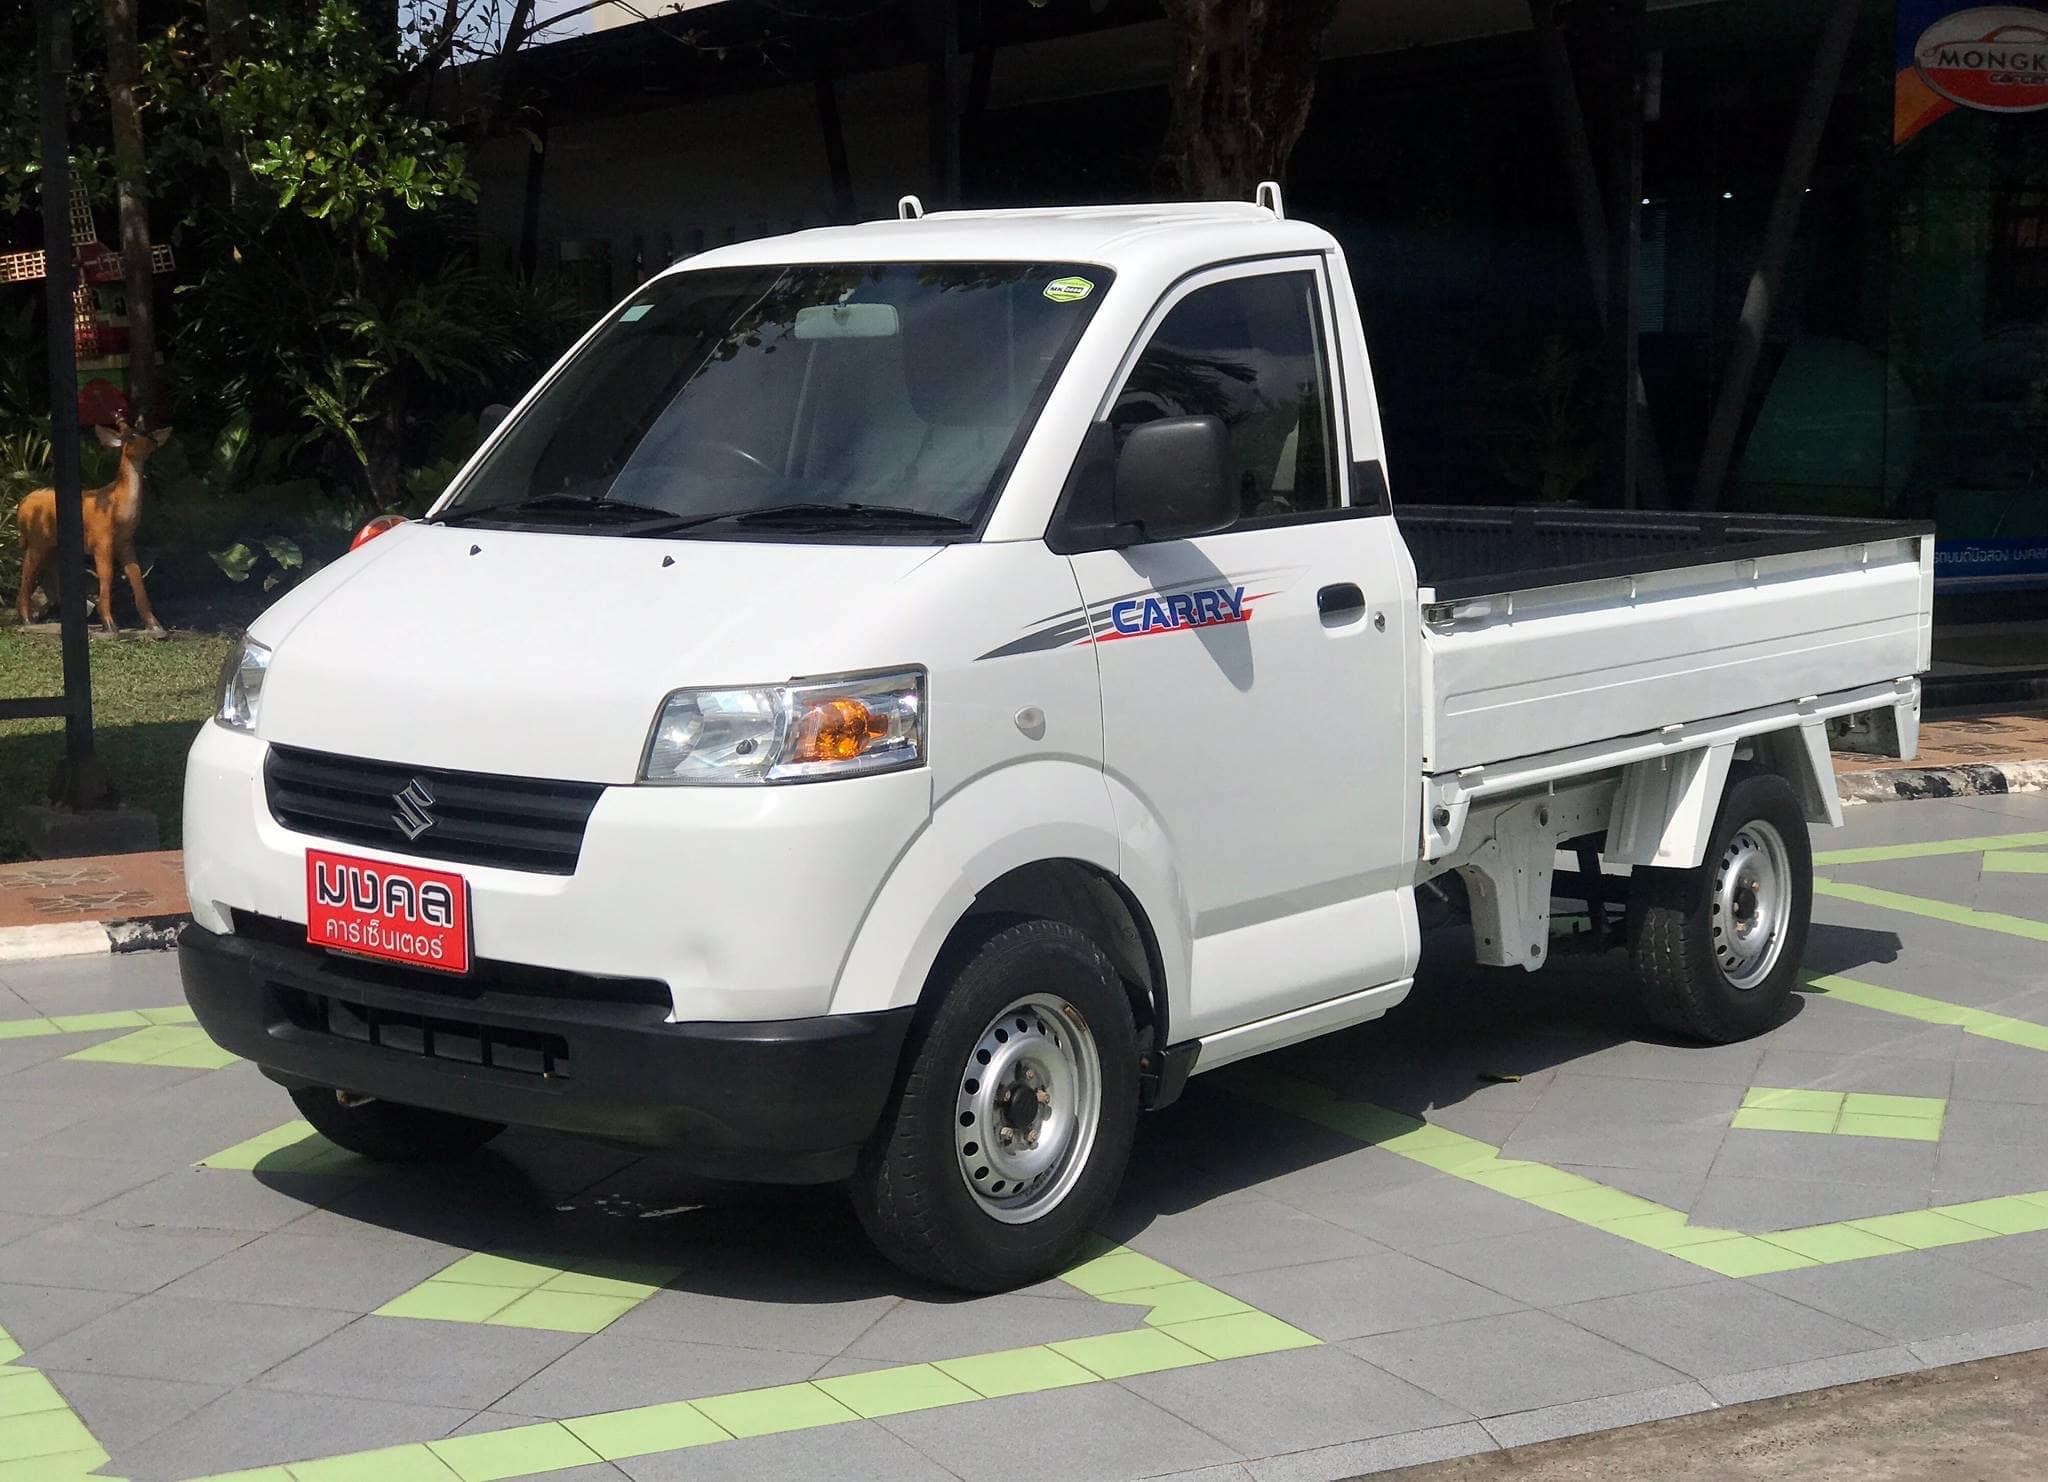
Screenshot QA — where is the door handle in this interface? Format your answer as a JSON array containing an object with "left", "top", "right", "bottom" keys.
[{"left": 1317, "top": 583, "right": 1366, "bottom": 620}]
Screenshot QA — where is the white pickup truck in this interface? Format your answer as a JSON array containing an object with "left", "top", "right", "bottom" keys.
[{"left": 180, "top": 192, "right": 1933, "bottom": 1290}]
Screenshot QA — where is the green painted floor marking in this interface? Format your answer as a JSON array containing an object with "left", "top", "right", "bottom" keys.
[
  {"left": 374, "top": 1252, "right": 683, "bottom": 1335},
  {"left": 1226, "top": 1067, "right": 2048, "bottom": 1281},
  {"left": 1812, "top": 830, "right": 2048, "bottom": 867},
  {"left": 196, "top": 1122, "right": 379, "bottom": 1178},
  {"left": 1731, "top": 1087, "right": 1946, "bottom": 1142},
  {"left": 1814, "top": 877, "right": 2048, "bottom": 945},
  {"left": 157, "top": 954, "right": 2048, "bottom": 1480},
  {"left": 1802, "top": 974, "right": 2048, "bottom": 1053},
  {"left": 176, "top": 1242, "right": 1318, "bottom": 1482},
  {"left": 1983, "top": 850, "right": 2048, "bottom": 875},
  {"left": 0, "top": 1004, "right": 195, "bottom": 1042},
  {"left": 65, "top": 1025, "right": 237, "bottom": 1071},
  {"left": 0, "top": 1322, "right": 115, "bottom": 1481}
]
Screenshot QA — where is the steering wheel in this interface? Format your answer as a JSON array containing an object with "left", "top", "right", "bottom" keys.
[{"left": 695, "top": 438, "right": 775, "bottom": 476}]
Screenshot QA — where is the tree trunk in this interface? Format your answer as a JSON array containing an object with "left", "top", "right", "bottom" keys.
[
  {"left": 479, "top": 0, "right": 540, "bottom": 142},
  {"left": 1688, "top": 0, "right": 1863, "bottom": 510},
  {"left": 1157, "top": 0, "right": 1339, "bottom": 200},
  {"left": 100, "top": 0, "right": 156, "bottom": 426},
  {"left": 201, "top": 0, "right": 249, "bottom": 60}
]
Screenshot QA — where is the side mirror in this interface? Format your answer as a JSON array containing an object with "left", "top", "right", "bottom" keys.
[{"left": 1113, "top": 415, "right": 1234, "bottom": 541}]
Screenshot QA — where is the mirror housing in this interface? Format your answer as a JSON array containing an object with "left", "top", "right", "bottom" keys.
[{"left": 1113, "top": 415, "right": 1234, "bottom": 541}]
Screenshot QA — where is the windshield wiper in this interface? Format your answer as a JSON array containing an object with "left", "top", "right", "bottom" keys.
[
  {"left": 435, "top": 497, "right": 976, "bottom": 539},
  {"left": 431, "top": 492, "right": 681, "bottom": 527},
  {"left": 723, "top": 502, "right": 974, "bottom": 530},
  {"left": 606, "top": 502, "right": 974, "bottom": 539}
]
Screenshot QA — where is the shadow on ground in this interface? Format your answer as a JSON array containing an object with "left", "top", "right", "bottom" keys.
[
  {"left": 0, "top": 719, "right": 201, "bottom": 857},
  {"left": 233, "top": 915, "right": 1906, "bottom": 1309}
]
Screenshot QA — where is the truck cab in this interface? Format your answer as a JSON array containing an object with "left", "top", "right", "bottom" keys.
[{"left": 180, "top": 193, "right": 1931, "bottom": 1290}]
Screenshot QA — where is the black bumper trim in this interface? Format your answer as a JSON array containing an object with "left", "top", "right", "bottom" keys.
[{"left": 179, "top": 923, "right": 912, "bottom": 1183}]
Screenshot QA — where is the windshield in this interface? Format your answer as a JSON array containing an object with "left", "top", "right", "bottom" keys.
[{"left": 439, "top": 261, "right": 1111, "bottom": 539}]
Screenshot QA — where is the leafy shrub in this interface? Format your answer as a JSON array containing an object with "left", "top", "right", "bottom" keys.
[
  {"left": 138, "top": 414, "right": 355, "bottom": 603},
  {"left": 0, "top": 427, "right": 49, "bottom": 601}
]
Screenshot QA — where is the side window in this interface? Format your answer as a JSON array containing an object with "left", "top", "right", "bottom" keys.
[{"left": 1110, "top": 271, "right": 1339, "bottom": 527}]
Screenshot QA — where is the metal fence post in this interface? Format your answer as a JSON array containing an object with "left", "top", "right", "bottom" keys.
[{"left": 37, "top": 0, "right": 107, "bottom": 806}]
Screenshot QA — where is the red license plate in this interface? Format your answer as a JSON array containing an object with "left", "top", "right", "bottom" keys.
[{"left": 306, "top": 848, "right": 471, "bottom": 975}]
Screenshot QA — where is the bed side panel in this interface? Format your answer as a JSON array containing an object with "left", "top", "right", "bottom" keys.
[{"left": 1420, "top": 538, "right": 1927, "bottom": 774}]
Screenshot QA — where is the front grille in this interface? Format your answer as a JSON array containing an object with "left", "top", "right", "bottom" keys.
[
  {"left": 265, "top": 745, "right": 606, "bottom": 876},
  {"left": 277, "top": 986, "right": 571, "bottom": 1078}
]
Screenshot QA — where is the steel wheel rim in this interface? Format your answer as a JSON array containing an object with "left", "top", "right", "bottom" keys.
[
  {"left": 954, "top": 994, "right": 1101, "bottom": 1224},
  {"left": 1713, "top": 818, "right": 1792, "bottom": 990}
]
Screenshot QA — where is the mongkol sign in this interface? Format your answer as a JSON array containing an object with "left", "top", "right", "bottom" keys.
[{"left": 1915, "top": 6, "right": 2048, "bottom": 112}]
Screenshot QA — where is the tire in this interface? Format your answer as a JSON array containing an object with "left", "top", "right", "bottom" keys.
[
  {"left": 850, "top": 917, "right": 1139, "bottom": 1292},
  {"left": 1627, "top": 770, "right": 1812, "bottom": 1043},
  {"left": 288, "top": 1084, "right": 505, "bottom": 1162}
]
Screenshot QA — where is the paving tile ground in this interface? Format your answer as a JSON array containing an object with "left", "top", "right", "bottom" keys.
[{"left": 7, "top": 795, "right": 2048, "bottom": 1479}]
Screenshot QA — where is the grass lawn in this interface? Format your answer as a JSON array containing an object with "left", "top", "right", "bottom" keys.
[{"left": 0, "top": 628, "right": 230, "bottom": 859}]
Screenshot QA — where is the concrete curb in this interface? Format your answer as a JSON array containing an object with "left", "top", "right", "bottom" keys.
[
  {"left": 0, "top": 913, "right": 187, "bottom": 964},
  {"left": 1837, "top": 758, "right": 2048, "bottom": 806}
]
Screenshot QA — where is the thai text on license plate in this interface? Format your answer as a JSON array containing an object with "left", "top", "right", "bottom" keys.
[{"left": 305, "top": 849, "right": 471, "bottom": 975}]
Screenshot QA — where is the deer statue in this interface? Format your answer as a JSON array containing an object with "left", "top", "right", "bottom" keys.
[{"left": 15, "top": 417, "right": 171, "bottom": 636}]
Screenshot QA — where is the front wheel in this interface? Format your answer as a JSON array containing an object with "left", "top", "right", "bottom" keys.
[
  {"left": 288, "top": 1085, "right": 505, "bottom": 1162},
  {"left": 1627, "top": 770, "right": 1813, "bottom": 1043},
  {"left": 850, "top": 918, "right": 1139, "bottom": 1291}
]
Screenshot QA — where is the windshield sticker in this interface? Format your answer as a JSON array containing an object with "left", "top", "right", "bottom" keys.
[
  {"left": 620, "top": 304, "right": 654, "bottom": 322},
  {"left": 1043, "top": 276, "right": 1095, "bottom": 303}
]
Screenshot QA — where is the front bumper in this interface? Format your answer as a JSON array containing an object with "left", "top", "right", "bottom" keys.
[
  {"left": 180, "top": 922, "right": 913, "bottom": 1182},
  {"left": 182, "top": 721, "right": 930, "bottom": 1022}
]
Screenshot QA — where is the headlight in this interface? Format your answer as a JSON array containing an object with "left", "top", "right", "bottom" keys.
[
  {"left": 215, "top": 636, "right": 271, "bottom": 733},
  {"left": 641, "top": 669, "right": 924, "bottom": 785}
]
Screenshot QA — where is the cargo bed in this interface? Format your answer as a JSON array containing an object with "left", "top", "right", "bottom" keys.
[{"left": 1405, "top": 507, "right": 1935, "bottom": 775}]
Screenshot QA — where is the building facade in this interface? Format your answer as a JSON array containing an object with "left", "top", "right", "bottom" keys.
[{"left": 472, "top": 0, "right": 2048, "bottom": 602}]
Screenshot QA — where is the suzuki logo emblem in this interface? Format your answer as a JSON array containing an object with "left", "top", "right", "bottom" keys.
[{"left": 391, "top": 779, "right": 437, "bottom": 841}]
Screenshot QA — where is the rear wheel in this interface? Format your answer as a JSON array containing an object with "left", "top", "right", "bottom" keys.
[
  {"left": 1627, "top": 771, "right": 1812, "bottom": 1043},
  {"left": 850, "top": 917, "right": 1138, "bottom": 1291},
  {"left": 288, "top": 1085, "right": 504, "bottom": 1162}
]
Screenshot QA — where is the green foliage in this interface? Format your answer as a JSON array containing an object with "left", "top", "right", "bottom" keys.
[
  {"left": 142, "top": 1, "right": 474, "bottom": 257},
  {"left": 0, "top": 299, "right": 43, "bottom": 425},
  {"left": 1476, "top": 335, "right": 1604, "bottom": 504},
  {"left": 138, "top": 414, "right": 355, "bottom": 603},
  {"left": 143, "top": 0, "right": 566, "bottom": 509},
  {"left": 206, "top": 2, "right": 475, "bottom": 253},
  {"left": 0, "top": 432, "right": 40, "bottom": 602},
  {"left": 0, "top": 0, "right": 594, "bottom": 615},
  {"left": 406, "top": 410, "right": 486, "bottom": 507},
  {"left": 210, "top": 534, "right": 304, "bottom": 590},
  {"left": 174, "top": 230, "right": 584, "bottom": 509}
]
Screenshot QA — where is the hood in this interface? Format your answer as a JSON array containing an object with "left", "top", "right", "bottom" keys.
[{"left": 254, "top": 523, "right": 942, "bottom": 782}]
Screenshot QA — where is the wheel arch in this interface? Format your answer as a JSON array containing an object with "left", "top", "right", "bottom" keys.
[
  {"left": 827, "top": 760, "right": 1188, "bottom": 1033},
  {"left": 1607, "top": 717, "right": 1840, "bottom": 874},
  {"left": 1743, "top": 721, "right": 1844, "bottom": 830},
  {"left": 957, "top": 858, "right": 1169, "bottom": 1053}
]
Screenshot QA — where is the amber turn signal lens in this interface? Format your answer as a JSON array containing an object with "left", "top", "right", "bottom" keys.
[
  {"left": 350, "top": 514, "right": 407, "bottom": 551},
  {"left": 789, "top": 696, "right": 889, "bottom": 764}
]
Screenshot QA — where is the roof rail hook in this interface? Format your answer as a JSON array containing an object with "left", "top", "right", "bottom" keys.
[
  {"left": 1255, "top": 181, "right": 1285, "bottom": 219},
  {"left": 898, "top": 194, "right": 925, "bottom": 220}
]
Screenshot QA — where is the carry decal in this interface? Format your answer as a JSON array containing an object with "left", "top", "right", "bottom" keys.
[
  {"left": 975, "top": 571, "right": 1294, "bottom": 661},
  {"left": 1102, "top": 586, "right": 1252, "bottom": 642}
]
